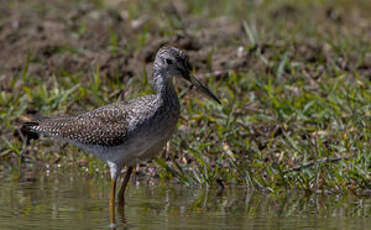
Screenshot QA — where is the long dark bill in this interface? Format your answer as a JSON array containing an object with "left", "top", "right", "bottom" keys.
[{"left": 189, "top": 75, "right": 221, "bottom": 104}]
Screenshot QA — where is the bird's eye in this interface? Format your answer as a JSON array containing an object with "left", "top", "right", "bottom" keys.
[{"left": 166, "top": 59, "right": 173, "bottom": 65}]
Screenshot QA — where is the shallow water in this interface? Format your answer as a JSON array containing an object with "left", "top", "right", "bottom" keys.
[{"left": 0, "top": 165, "right": 369, "bottom": 230}]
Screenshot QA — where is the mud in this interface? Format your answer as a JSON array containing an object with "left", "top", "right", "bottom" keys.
[
  {"left": 0, "top": 0, "right": 247, "bottom": 82},
  {"left": 1, "top": 0, "right": 369, "bottom": 84}
]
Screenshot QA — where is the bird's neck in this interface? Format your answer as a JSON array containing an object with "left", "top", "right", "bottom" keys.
[{"left": 153, "top": 69, "right": 177, "bottom": 101}]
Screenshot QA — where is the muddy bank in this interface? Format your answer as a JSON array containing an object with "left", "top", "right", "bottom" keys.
[
  {"left": 0, "top": 0, "right": 250, "bottom": 83},
  {"left": 1, "top": 0, "right": 369, "bottom": 86}
]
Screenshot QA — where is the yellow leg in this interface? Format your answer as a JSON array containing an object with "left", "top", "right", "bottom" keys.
[
  {"left": 109, "top": 178, "right": 117, "bottom": 228},
  {"left": 118, "top": 166, "right": 133, "bottom": 206}
]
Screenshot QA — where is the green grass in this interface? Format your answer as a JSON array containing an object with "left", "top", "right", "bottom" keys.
[{"left": 0, "top": 0, "right": 370, "bottom": 194}]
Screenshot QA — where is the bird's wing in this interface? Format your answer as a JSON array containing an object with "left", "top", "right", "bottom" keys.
[{"left": 27, "top": 103, "right": 129, "bottom": 146}]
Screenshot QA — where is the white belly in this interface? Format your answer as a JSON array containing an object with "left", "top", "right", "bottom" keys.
[{"left": 71, "top": 116, "right": 177, "bottom": 166}]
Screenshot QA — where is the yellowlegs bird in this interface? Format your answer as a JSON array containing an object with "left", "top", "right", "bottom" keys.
[{"left": 22, "top": 46, "right": 220, "bottom": 225}]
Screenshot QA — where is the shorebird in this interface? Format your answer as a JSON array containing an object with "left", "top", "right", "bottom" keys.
[{"left": 22, "top": 46, "right": 221, "bottom": 225}]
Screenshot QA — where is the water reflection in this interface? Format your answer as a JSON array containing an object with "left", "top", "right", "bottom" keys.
[{"left": 0, "top": 164, "right": 369, "bottom": 229}]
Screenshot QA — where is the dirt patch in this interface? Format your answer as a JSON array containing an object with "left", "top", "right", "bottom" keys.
[
  {"left": 0, "top": 1, "right": 132, "bottom": 80},
  {"left": 0, "top": 0, "right": 369, "bottom": 84},
  {"left": 0, "top": 0, "right": 258, "bottom": 83}
]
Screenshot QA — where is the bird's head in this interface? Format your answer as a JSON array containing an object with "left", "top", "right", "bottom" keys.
[{"left": 154, "top": 46, "right": 221, "bottom": 104}]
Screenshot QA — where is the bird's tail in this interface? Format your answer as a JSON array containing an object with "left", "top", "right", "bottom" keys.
[
  {"left": 21, "top": 121, "right": 40, "bottom": 133},
  {"left": 20, "top": 121, "right": 41, "bottom": 141}
]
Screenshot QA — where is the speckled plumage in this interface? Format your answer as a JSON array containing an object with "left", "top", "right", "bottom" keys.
[
  {"left": 23, "top": 46, "right": 220, "bottom": 216},
  {"left": 25, "top": 46, "right": 193, "bottom": 177}
]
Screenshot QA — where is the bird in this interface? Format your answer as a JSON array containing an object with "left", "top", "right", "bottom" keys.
[{"left": 22, "top": 46, "right": 221, "bottom": 225}]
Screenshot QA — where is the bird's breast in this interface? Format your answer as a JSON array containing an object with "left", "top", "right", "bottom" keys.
[{"left": 126, "top": 104, "right": 179, "bottom": 164}]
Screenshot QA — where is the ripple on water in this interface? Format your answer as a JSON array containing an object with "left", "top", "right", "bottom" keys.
[{"left": 0, "top": 166, "right": 369, "bottom": 230}]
